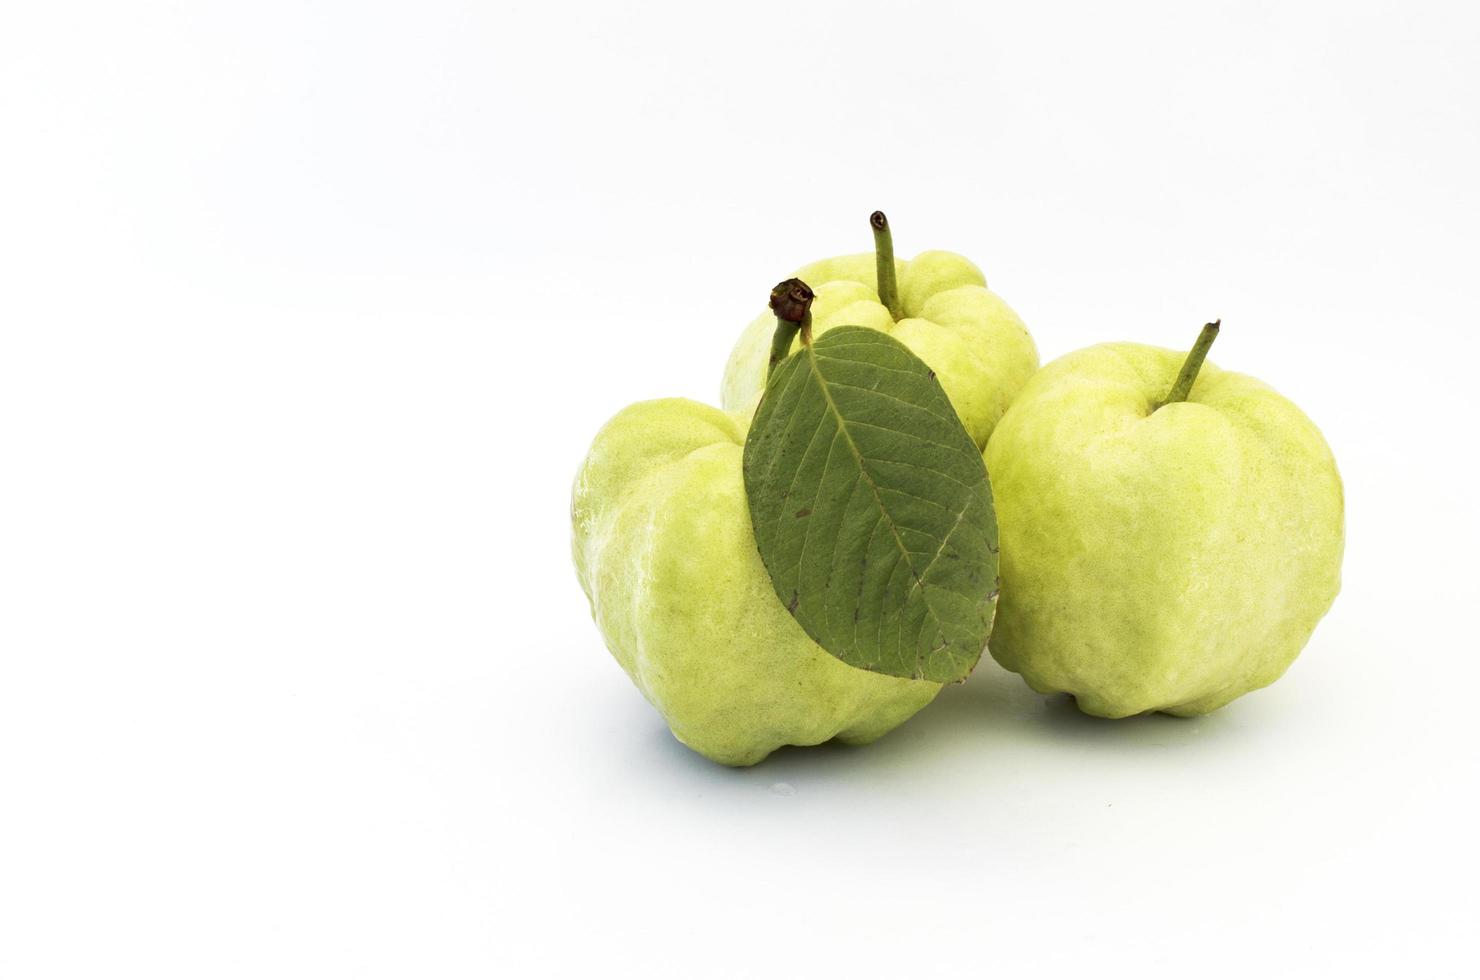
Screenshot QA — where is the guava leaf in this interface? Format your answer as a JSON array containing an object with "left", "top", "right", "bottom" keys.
[{"left": 743, "top": 325, "right": 999, "bottom": 683}]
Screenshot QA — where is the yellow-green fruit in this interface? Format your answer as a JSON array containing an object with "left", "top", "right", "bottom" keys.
[
  {"left": 721, "top": 251, "right": 1038, "bottom": 449},
  {"left": 984, "top": 343, "right": 1344, "bottom": 717},
  {"left": 572, "top": 398, "right": 940, "bottom": 766}
]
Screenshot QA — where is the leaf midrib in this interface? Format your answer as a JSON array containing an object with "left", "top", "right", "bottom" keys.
[{"left": 803, "top": 339, "right": 959, "bottom": 672}]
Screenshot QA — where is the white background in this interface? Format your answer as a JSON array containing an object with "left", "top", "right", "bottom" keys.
[{"left": 3, "top": 1, "right": 1477, "bottom": 976}]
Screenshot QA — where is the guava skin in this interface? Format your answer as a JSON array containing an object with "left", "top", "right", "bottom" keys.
[
  {"left": 572, "top": 398, "right": 941, "bottom": 766},
  {"left": 983, "top": 344, "right": 1344, "bottom": 718},
  {"left": 722, "top": 251, "right": 1039, "bottom": 449}
]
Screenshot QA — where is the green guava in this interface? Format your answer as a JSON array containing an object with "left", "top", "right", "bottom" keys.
[
  {"left": 722, "top": 245, "right": 1038, "bottom": 450},
  {"left": 984, "top": 336, "right": 1344, "bottom": 717},
  {"left": 572, "top": 398, "right": 940, "bottom": 765}
]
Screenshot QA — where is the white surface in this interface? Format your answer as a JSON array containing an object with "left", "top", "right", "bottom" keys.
[{"left": 2, "top": 1, "right": 1477, "bottom": 976}]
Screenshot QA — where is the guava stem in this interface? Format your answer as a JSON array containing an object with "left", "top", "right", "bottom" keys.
[
  {"left": 766, "top": 278, "right": 816, "bottom": 381},
  {"left": 870, "top": 210, "right": 903, "bottom": 321},
  {"left": 1159, "top": 320, "right": 1221, "bottom": 407}
]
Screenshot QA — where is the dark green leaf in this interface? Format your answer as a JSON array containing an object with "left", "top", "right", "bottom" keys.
[{"left": 743, "top": 326, "right": 999, "bottom": 683}]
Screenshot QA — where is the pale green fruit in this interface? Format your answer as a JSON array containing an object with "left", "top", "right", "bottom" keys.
[
  {"left": 721, "top": 251, "right": 1039, "bottom": 449},
  {"left": 572, "top": 398, "right": 940, "bottom": 765},
  {"left": 984, "top": 342, "right": 1344, "bottom": 717}
]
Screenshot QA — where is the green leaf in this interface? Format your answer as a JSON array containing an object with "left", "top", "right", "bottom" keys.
[{"left": 743, "top": 325, "right": 999, "bottom": 683}]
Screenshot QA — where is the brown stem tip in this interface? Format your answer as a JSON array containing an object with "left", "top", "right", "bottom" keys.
[
  {"left": 870, "top": 210, "right": 888, "bottom": 231},
  {"left": 769, "top": 278, "right": 815, "bottom": 323}
]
